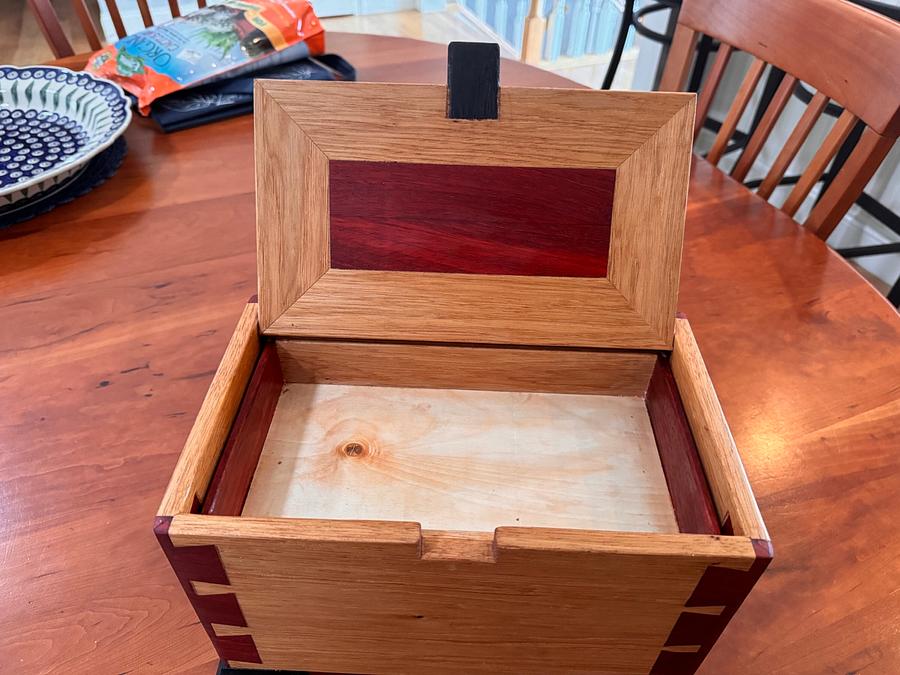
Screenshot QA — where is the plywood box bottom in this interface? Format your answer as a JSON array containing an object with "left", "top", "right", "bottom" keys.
[
  {"left": 244, "top": 382, "right": 677, "bottom": 533},
  {"left": 156, "top": 303, "right": 771, "bottom": 675}
]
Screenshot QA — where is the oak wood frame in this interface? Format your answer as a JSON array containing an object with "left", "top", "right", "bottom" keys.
[
  {"left": 158, "top": 302, "right": 260, "bottom": 517},
  {"left": 254, "top": 81, "right": 696, "bottom": 350}
]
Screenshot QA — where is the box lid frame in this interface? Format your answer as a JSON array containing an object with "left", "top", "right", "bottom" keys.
[{"left": 254, "top": 80, "right": 695, "bottom": 350}]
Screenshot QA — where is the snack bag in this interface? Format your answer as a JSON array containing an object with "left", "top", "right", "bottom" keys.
[{"left": 86, "top": 0, "right": 324, "bottom": 115}]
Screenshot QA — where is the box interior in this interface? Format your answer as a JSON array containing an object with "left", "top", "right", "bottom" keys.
[
  {"left": 241, "top": 381, "right": 678, "bottom": 533},
  {"left": 191, "top": 336, "right": 726, "bottom": 536}
]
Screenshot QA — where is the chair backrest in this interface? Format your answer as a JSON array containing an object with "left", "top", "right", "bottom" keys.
[
  {"left": 659, "top": 0, "right": 900, "bottom": 240},
  {"left": 27, "top": 0, "right": 205, "bottom": 59}
]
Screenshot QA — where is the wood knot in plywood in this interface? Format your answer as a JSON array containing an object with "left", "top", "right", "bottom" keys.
[{"left": 337, "top": 438, "right": 376, "bottom": 460}]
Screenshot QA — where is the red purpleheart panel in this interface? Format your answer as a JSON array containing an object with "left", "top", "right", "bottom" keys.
[{"left": 329, "top": 161, "right": 615, "bottom": 277}]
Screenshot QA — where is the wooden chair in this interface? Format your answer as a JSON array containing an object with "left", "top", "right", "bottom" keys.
[
  {"left": 27, "top": 0, "right": 206, "bottom": 58},
  {"left": 659, "top": 0, "right": 900, "bottom": 241}
]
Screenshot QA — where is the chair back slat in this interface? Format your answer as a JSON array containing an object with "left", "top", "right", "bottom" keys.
[
  {"left": 198, "top": 0, "right": 207, "bottom": 8},
  {"left": 26, "top": 0, "right": 75, "bottom": 58},
  {"left": 658, "top": 23, "right": 698, "bottom": 92},
  {"left": 661, "top": 0, "right": 899, "bottom": 242},
  {"left": 136, "top": 0, "right": 155, "bottom": 27},
  {"left": 72, "top": 0, "right": 104, "bottom": 51},
  {"left": 781, "top": 109, "right": 858, "bottom": 217},
  {"left": 103, "top": 0, "right": 128, "bottom": 38},
  {"left": 30, "top": 0, "right": 194, "bottom": 53},
  {"left": 805, "top": 127, "right": 896, "bottom": 238},
  {"left": 731, "top": 74, "right": 797, "bottom": 182},
  {"left": 756, "top": 91, "right": 828, "bottom": 199},
  {"left": 706, "top": 58, "right": 765, "bottom": 165},
  {"left": 693, "top": 44, "right": 733, "bottom": 138},
  {"left": 676, "top": 0, "right": 900, "bottom": 136}
]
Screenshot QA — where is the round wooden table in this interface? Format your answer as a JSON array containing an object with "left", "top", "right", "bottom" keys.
[{"left": 1, "top": 33, "right": 898, "bottom": 674}]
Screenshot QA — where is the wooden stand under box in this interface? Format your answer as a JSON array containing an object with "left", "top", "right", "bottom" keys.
[{"left": 156, "top": 45, "right": 770, "bottom": 675}]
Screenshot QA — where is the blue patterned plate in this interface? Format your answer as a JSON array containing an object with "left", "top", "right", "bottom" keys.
[{"left": 0, "top": 65, "right": 131, "bottom": 207}]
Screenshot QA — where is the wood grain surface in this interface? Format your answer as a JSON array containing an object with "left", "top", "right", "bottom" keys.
[
  {"left": 158, "top": 302, "right": 260, "bottom": 517},
  {"left": 645, "top": 356, "right": 720, "bottom": 535},
  {"left": 1, "top": 33, "right": 899, "bottom": 674},
  {"left": 671, "top": 318, "right": 768, "bottom": 541},
  {"left": 275, "top": 338, "right": 657, "bottom": 396},
  {"left": 242, "top": 382, "right": 678, "bottom": 533},
  {"left": 329, "top": 161, "right": 615, "bottom": 277},
  {"left": 169, "top": 514, "right": 756, "bottom": 673},
  {"left": 669, "top": 0, "right": 900, "bottom": 135},
  {"left": 202, "top": 342, "right": 283, "bottom": 517},
  {"left": 255, "top": 80, "right": 694, "bottom": 349},
  {"left": 660, "top": 0, "right": 899, "bottom": 243}
]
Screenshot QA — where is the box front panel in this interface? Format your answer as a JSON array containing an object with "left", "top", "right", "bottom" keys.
[{"left": 168, "top": 519, "right": 758, "bottom": 674}]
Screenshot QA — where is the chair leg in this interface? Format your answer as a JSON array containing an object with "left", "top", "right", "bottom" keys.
[
  {"left": 651, "top": 2, "right": 682, "bottom": 90},
  {"left": 888, "top": 275, "right": 900, "bottom": 308},
  {"left": 601, "top": 0, "right": 636, "bottom": 90}
]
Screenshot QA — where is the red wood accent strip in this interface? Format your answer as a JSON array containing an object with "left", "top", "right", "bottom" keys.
[
  {"left": 192, "top": 591, "right": 247, "bottom": 627},
  {"left": 685, "top": 539, "right": 773, "bottom": 607},
  {"left": 329, "top": 161, "right": 616, "bottom": 277},
  {"left": 216, "top": 635, "right": 263, "bottom": 663},
  {"left": 650, "top": 539, "right": 773, "bottom": 673},
  {"left": 646, "top": 357, "right": 720, "bottom": 535},
  {"left": 156, "top": 530, "right": 230, "bottom": 586},
  {"left": 720, "top": 513, "right": 734, "bottom": 536},
  {"left": 154, "top": 516, "right": 263, "bottom": 664},
  {"left": 202, "top": 342, "right": 283, "bottom": 516}
]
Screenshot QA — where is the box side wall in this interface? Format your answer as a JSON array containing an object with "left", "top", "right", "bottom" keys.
[
  {"left": 670, "top": 317, "right": 770, "bottom": 541},
  {"left": 275, "top": 338, "right": 657, "bottom": 396},
  {"left": 168, "top": 516, "right": 760, "bottom": 673},
  {"left": 157, "top": 302, "right": 260, "bottom": 517}
]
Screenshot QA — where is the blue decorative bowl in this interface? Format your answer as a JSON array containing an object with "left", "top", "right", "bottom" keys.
[{"left": 0, "top": 65, "right": 131, "bottom": 206}]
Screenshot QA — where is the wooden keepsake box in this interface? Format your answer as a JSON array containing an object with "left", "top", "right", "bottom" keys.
[{"left": 156, "top": 44, "right": 771, "bottom": 675}]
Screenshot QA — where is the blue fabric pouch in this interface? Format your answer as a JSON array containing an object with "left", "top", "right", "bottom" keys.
[{"left": 148, "top": 54, "right": 355, "bottom": 132}]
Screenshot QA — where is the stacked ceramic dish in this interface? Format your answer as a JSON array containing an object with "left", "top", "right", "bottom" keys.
[{"left": 0, "top": 65, "right": 131, "bottom": 209}]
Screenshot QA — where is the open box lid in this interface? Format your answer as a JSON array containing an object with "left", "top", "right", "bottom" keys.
[{"left": 254, "top": 44, "right": 695, "bottom": 350}]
